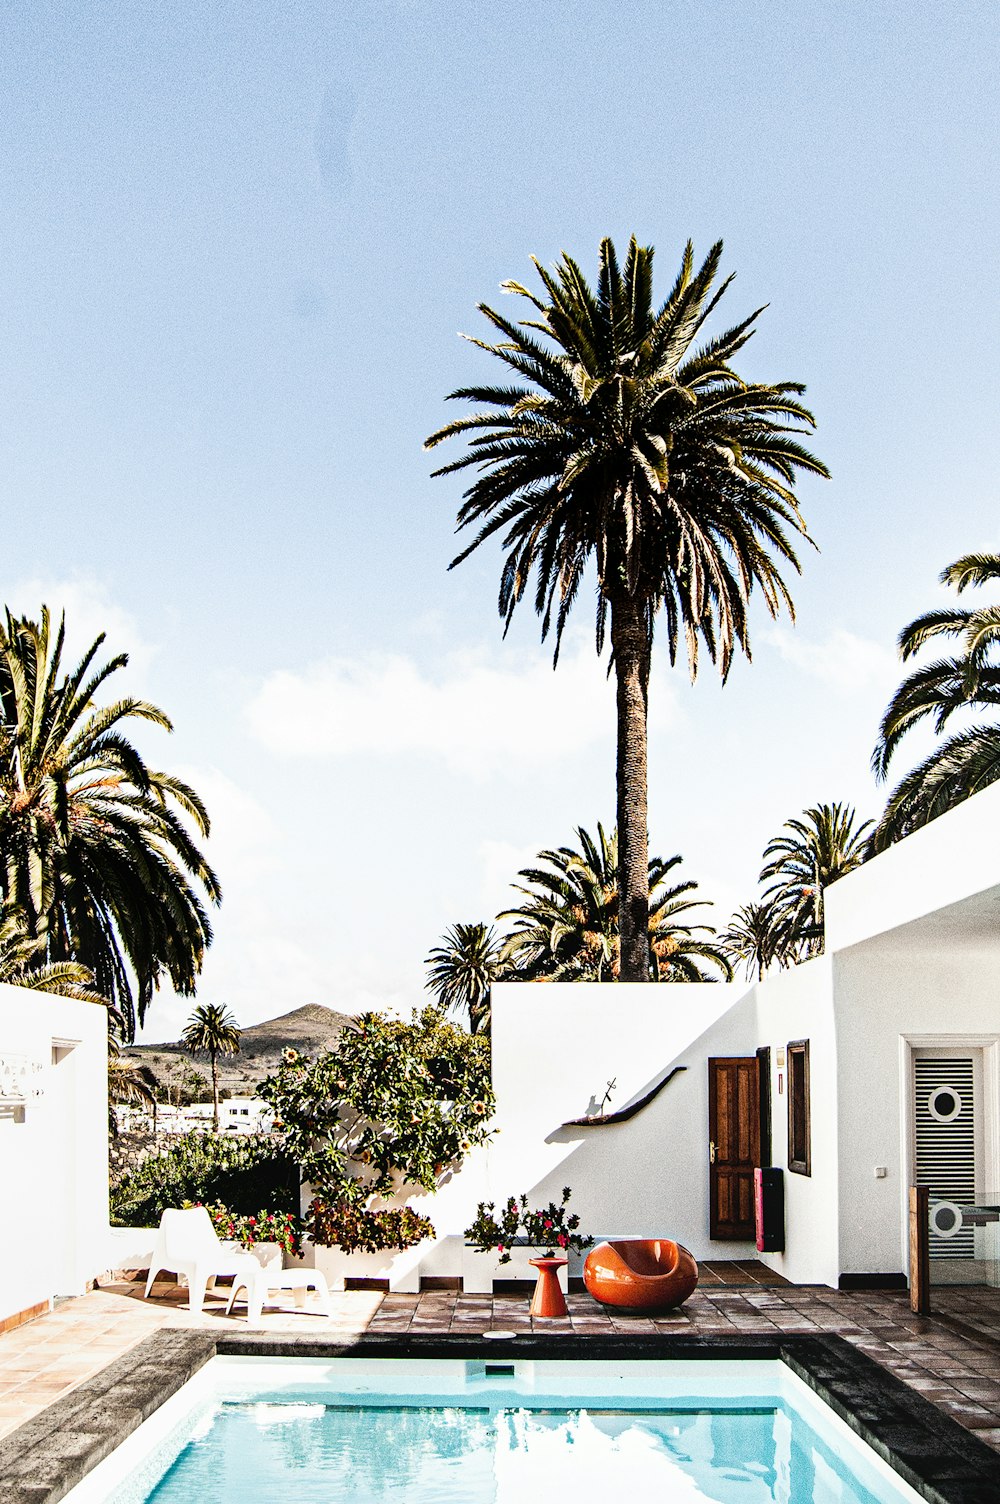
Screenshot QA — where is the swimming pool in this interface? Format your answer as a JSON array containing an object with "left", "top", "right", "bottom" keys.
[{"left": 62, "top": 1356, "right": 925, "bottom": 1504}]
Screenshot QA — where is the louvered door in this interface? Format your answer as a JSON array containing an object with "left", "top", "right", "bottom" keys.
[{"left": 913, "top": 1056, "right": 976, "bottom": 1261}]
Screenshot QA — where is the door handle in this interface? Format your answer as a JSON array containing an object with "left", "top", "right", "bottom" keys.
[{"left": 709, "top": 1140, "right": 716, "bottom": 1165}]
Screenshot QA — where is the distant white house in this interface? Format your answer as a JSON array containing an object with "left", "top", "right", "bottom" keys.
[
  {"left": 117, "top": 1096, "right": 274, "bottom": 1135},
  {"left": 215, "top": 1096, "right": 273, "bottom": 1133}
]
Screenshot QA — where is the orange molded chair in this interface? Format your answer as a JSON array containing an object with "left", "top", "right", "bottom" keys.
[{"left": 583, "top": 1238, "right": 698, "bottom": 1313}]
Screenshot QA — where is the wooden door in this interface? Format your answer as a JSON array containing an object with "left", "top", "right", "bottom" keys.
[{"left": 708, "top": 1056, "right": 761, "bottom": 1240}]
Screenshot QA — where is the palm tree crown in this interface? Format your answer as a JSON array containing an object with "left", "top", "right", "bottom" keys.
[
  {"left": 0, "top": 608, "right": 220, "bottom": 1037},
  {"left": 499, "top": 823, "right": 731, "bottom": 983},
  {"left": 425, "top": 922, "right": 501, "bottom": 1035},
  {"left": 182, "top": 1001, "right": 240, "bottom": 1131},
  {"left": 873, "top": 554, "right": 1000, "bottom": 849},
  {"left": 427, "top": 235, "right": 826, "bottom": 979},
  {"left": 719, "top": 901, "right": 782, "bottom": 982},
  {"left": 760, "top": 803, "right": 872, "bottom": 963}
]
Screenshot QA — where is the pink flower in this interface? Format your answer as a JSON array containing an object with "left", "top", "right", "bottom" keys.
[
  {"left": 497, "top": 1244, "right": 505, "bottom": 1254},
  {"left": 557, "top": 1233, "right": 568, "bottom": 1248},
  {"left": 543, "top": 1219, "right": 553, "bottom": 1230}
]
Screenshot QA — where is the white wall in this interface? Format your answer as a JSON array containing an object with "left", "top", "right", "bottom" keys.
[
  {"left": 753, "top": 958, "right": 840, "bottom": 1288},
  {"left": 0, "top": 985, "right": 109, "bottom": 1324},
  {"left": 826, "top": 779, "right": 1000, "bottom": 953},
  {"left": 481, "top": 979, "right": 761, "bottom": 1262},
  {"left": 833, "top": 942, "right": 1000, "bottom": 1277}
]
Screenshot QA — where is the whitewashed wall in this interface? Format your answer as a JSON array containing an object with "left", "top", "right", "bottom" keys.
[
  {"left": 0, "top": 985, "right": 109, "bottom": 1325},
  {"left": 833, "top": 944, "right": 1000, "bottom": 1277},
  {"left": 480, "top": 979, "right": 761, "bottom": 1263},
  {"left": 752, "top": 958, "right": 840, "bottom": 1288}
]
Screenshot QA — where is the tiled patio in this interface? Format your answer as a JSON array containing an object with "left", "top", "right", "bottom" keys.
[{"left": 2, "top": 1271, "right": 1000, "bottom": 1458}]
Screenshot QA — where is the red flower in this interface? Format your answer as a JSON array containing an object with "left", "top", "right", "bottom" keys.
[{"left": 557, "top": 1233, "right": 568, "bottom": 1248}]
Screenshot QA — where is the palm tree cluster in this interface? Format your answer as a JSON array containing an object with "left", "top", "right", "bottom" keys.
[
  {"left": 873, "top": 554, "right": 1000, "bottom": 849},
  {"left": 498, "top": 823, "right": 730, "bottom": 984},
  {"left": 720, "top": 802, "right": 873, "bottom": 978},
  {"left": 426, "top": 822, "right": 731, "bottom": 1030},
  {"left": 0, "top": 608, "right": 220, "bottom": 1037},
  {"left": 428, "top": 234, "right": 827, "bottom": 980}
]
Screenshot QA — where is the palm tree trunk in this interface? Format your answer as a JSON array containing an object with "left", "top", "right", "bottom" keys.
[
  {"left": 610, "top": 592, "right": 650, "bottom": 982},
  {"left": 211, "top": 1048, "right": 219, "bottom": 1132}
]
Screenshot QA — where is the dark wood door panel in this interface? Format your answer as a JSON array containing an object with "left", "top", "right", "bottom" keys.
[{"left": 709, "top": 1056, "right": 760, "bottom": 1240}]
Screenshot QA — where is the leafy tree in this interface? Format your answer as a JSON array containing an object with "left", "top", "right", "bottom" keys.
[
  {"left": 426, "top": 236, "right": 826, "bottom": 979},
  {"left": 424, "top": 921, "right": 502, "bottom": 1035},
  {"left": 182, "top": 1002, "right": 241, "bottom": 1131},
  {"left": 719, "top": 900, "right": 782, "bottom": 982},
  {"left": 258, "top": 1008, "right": 494, "bottom": 1226},
  {"left": 498, "top": 822, "right": 731, "bottom": 982},
  {"left": 0, "top": 608, "right": 220, "bottom": 1037},
  {"left": 759, "top": 803, "right": 872, "bottom": 962},
  {"left": 873, "top": 553, "right": 1000, "bottom": 849}
]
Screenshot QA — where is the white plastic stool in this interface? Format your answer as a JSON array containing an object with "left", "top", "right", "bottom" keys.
[{"left": 225, "top": 1266, "right": 332, "bottom": 1322}]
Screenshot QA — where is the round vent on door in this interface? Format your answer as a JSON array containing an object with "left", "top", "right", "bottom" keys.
[
  {"left": 928, "top": 1084, "right": 963, "bottom": 1123},
  {"left": 929, "top": 1200, "right": 964, "bottom": 1239}
]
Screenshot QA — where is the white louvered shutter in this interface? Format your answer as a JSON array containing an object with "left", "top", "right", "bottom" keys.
[{"left": 914, "top": 1057, "right": 976, "bottom": 1260}]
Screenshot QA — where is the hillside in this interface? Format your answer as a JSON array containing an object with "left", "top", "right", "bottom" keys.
[{"left": 125, "top": 1002, "right": 351, "bottom": 1101}]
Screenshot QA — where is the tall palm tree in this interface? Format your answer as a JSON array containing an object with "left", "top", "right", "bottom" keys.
[
  {"left": 760, "top": 803, "right": 873, "bottom": 963},
  {"left": 719, "top": 901, "right": 782, "bottom": 982},
  {"left": 0, "top": 608, "right": 220, "bottom": 1037},
  {"left": 425, "top": 922, "right": 502, "bottom": 1035},
  {"left": 426, "top": 236, "right": 827, "bottom": 979},
  {"left": 182, "top": 1002, "right": 240, "bottom": 1131},
  {"left": 873, "top": 554, "right": 1000, "bottom": 849},
  {"left": 499, "top": 823, "right": 731, "bottom": 983}
]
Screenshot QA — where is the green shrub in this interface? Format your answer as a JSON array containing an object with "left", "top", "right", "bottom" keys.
[
  {"left": 259, "top": 1006, "right": 494, "bottom": 1201},
  {"left": 110, "top": 1132, "right": 298, "bottom": 1226}
]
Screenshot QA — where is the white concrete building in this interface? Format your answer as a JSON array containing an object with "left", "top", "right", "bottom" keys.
[
  {"left": 469, "top": 778, "right": 1000, "bottom": 1291},
  {"left": 0, "top": 985, "right": 109, "bottom": 1330}
]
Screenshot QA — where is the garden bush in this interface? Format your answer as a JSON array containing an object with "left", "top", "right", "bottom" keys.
[
  {"left": 260, "top": 1006, "right": 494, "bottom": 1200},
  {"left": 110, "top": 1132, "right": 298, "bottom": 1226}
]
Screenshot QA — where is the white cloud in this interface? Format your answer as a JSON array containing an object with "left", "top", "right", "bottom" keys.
[
  {"left": 4, "top": 574, "right": 156, "bottom": 680},
  {"left": 763, "top": 626, "right": 898, "bottom": 693},
  {"left": 245, "top": 634, "right": 679, "bottom": 777}
]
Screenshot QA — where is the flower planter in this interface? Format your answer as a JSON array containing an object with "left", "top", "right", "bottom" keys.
[
  {"left": 307, "top": 1238, "right": 433, "bottom": 1293},
  {"left": 462, "top": 1243, "right": 570, "bottom": 1295}
]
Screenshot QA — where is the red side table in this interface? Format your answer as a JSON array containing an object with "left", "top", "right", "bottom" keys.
[{"left": 529, "top": 1256, "right": 568, "bottom": 1318}]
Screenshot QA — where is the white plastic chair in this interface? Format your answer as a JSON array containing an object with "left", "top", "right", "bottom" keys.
[{"left": 143, "top": 1207, "right": 268, "bottom": 1318}]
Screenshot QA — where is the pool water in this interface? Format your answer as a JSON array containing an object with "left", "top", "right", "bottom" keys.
[{"left": 65, "top": 1358, "right": 924, "bottom": 1504}]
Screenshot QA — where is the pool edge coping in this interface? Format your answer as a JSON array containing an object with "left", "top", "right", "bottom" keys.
[{"left": 1, "top": 1330, "right": 996, "bottom": 1504}]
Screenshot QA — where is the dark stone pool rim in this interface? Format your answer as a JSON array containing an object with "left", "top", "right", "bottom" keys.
[{"left": 1, "top": 1330, "right": 996, "bottom": 1504}]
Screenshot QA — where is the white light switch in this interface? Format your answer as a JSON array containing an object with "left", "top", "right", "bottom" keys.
[{"left": 874, "top": 1166, "right": 887, "bottom": 1179}]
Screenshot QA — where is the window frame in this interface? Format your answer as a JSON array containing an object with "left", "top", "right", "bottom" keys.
[{"left": 787, "top": 1038, "right": 811, "bottom": 1176}]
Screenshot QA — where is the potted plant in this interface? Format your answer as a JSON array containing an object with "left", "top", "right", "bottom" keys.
[
  {"left": 199, "top": 1203, "right": 303, "bottom": 1274},
  {"left": 302, "top": 1196, "right": 435, "bottom": 1291},
  {"left": 463, "top": 1188, "right": 591, "bottom": 1292}
]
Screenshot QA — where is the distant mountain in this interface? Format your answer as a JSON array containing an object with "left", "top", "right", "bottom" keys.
[{"left": 126, "top": 1003, "right": 351, "bottom": 1100}]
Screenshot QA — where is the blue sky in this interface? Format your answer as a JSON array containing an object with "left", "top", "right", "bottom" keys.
[{"left": 2, "top": 2, "right": 998, "bottom": 1038}]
